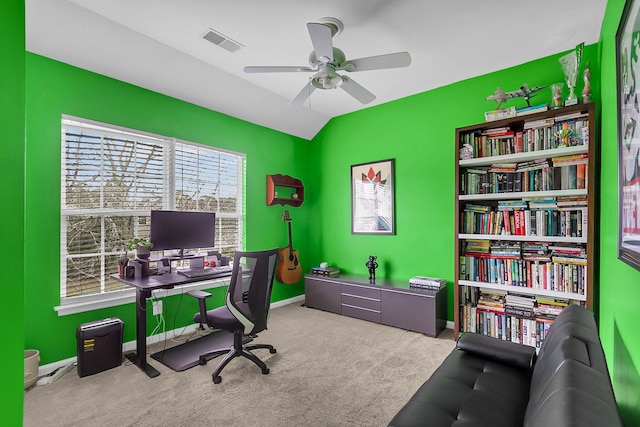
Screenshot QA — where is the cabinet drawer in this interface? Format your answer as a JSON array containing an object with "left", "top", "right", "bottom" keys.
[
  {"left": 342, "top": 293, "right": 381, "bottom": 311},
  {"left": 342, "top": 304, "right": 381, "bottom": 323},
  {"left": 342, "top": 283, "right": 380, "bottom": 300}
]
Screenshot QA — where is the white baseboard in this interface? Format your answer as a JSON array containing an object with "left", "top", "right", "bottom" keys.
[
  {"left": 38, "top": 356, "right": 78, "bottom": 377},
  {"left": 36, "top": 296, "right": 306, "bottom": 377},
  {"left": 446, "top": 320, "right": 454, "bottom": 330},
  {"left": 271, "top": 294, "right": 305, "bottom": 309}
]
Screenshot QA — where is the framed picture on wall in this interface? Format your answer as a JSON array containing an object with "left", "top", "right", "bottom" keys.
[
  {"left": 617, "top": 0, "right": 640, "bottom": 271},
  {"left": 351, "top": 159, "right": 395, "bottom": 235}
]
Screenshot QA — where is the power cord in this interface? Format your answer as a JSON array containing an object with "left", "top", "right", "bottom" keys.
[{"left": 148, "top": 290, "right": 167, "bottom": 346}]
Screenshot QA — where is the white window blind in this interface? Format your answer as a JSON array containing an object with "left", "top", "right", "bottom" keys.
[{"left": 61, "top": 116, "right": 244, "bottom": 304}]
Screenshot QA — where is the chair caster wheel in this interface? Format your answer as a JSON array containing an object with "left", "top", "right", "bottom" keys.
[
  {"left": 270, "top": 348, "right": 277, "bottom": 354},
  {"left": 213, "top": 375, "right": 222, "bottom": 384},
  {"left": 199, "top": 356, "right": 207, "bottom": 365},
  {"left": 262, "top": 368, "right": 270, "bottom": 375}
]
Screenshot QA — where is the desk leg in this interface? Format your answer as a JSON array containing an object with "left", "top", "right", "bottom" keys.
[{"left": 125, "top": 288, "right": 161, "bottom": 378}]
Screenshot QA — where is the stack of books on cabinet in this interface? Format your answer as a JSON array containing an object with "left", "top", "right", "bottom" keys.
[
  {"left": 454, "top": 103, "right": 595, "bottom": 351},
  {"left": 311, "top": 266, "right": 341, "bottom": 277},
  {"left": 409, "top": 276, "right": 446, "bottom": 290}
]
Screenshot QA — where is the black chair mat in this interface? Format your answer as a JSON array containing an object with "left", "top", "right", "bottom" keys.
[{"left": 150, "top": 330, "right": 233, "bottom": 371}]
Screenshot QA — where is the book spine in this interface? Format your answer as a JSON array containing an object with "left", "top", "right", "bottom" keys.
[{"left": 409, "top": 283, "right": 444, "bottom": 290}]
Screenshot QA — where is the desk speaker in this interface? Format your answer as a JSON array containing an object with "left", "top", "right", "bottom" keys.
[{"left": 76, "top": 318, "right": 124, "bottom": 377}]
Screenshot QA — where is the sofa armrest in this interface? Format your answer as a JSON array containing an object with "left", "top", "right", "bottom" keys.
[{"left": 457, "top": 332, "right": 537, "bottom": 370}]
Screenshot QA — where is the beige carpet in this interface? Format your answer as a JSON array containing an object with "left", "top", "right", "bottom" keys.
[{"left": 24, "top": 303, "right": 455, "bottom": 427}]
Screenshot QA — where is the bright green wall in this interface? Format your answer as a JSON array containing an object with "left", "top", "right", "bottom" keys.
[
  {"left": 309, "top": 44, "right": 600, "bottom": 322},
  {"left": 599, "top": 0, "right": 640, "bottom": 424},
  {"left": 24, "top": 54, "right": 310, "bottom": 365},
  {"left": 1, "top": 1, "right": 24, "bottom": 424}
]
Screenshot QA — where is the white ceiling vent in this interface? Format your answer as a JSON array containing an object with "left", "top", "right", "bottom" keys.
[{"left": 202, "top": 28, "right": 243, "bottom": 53}]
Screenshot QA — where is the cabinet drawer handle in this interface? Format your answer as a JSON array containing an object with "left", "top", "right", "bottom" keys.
[
  {"left": 341, "top": 293, "right": 380, "bottom": 302},
  {"left": 342, "top": 303, "right": 381, "bottom": 313}
]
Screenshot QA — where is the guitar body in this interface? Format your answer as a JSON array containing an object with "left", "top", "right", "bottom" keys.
[
  {"left": 277, "top": 246, "right": 302, "bottom": 284},
  {"left": 276, "top": 210, "right": 302, "bottom": 284}
]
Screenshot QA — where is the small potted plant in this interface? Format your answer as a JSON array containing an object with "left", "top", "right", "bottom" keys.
[{"left": 126, "top": 238, "right": 154, "bottom": 259}]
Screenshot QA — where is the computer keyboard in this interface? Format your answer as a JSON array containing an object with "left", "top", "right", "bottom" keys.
[{"left": 178, "top": 265, "right": 233, "bottom": 279}]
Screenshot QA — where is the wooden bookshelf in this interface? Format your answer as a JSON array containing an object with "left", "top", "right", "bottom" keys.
[{"left": 454, "top": 103, "right": 597, "bottom": 349}]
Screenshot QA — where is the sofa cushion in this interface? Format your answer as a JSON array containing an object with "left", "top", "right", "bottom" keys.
[
  {"left": 524, "top": 304, "right": 624, "bottom": 427},
  {"left": 388, "top": 347, "right": 531, "bottom": 427},
  {"left": 536, "top": 305, "right": 599, "bottom": 364},
  {"left": 524, "top": 360, "right": 623, "bottom": 427},
  {"left": 527, "top": 336, "right": 590, "bottom": 404}
]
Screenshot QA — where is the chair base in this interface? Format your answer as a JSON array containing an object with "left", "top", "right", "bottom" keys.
[{"left": 198, "top": 330, "right": 276, "bottom": 384}]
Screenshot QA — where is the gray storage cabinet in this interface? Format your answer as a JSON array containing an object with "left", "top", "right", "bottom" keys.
[{"left": 305, "top": 274, "right": 446, "bottom": 337}]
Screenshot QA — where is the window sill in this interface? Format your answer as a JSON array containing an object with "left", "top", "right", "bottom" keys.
[{"left": 54, "top": 277, "right": 231, "bottom": 316}]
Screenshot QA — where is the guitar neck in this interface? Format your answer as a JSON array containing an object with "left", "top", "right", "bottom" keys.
[{"left": 287, "top": 221, "right": 294, "bottom": 251}]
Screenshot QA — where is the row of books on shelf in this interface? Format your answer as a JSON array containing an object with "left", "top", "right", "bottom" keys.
[
  {"left": 462, "top": 200, "right": 588, "bottom": 238},
  {"left": 461, "top": 157, "right": 587, "bottom": 195},
  {"left": 460, "top": 111, "right": 589, "bottom": 160},
  {"left": 408, "top": 276, "right": 446, "bottom": 290},
  {"left": 461, "top": 287, "right": 579, "bottom": 312},
  {"left": 460, "top": 288, "right": 584, "bottom": 347},
  {"left": 461, "top": 304, "right": 554, "bottom": 348},
  {"left": 459, "top": 250, "right": 587, "bottom": 295},
  {"left": 463, "top": 238, "right": 587, "bottom": 258},
  {"left": 311, "top": 266, "right": 340, "bottom": 277},
  {"left": 484, "top": 153, "right": 589, "bottom": 172}
]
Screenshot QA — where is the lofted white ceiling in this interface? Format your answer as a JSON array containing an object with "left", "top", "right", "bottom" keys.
[{"left": 26, "top": 0, "right": 607, "bottom": 140}]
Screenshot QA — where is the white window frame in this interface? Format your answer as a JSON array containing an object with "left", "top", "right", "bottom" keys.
[{"left": 56, "top": 116, "right": 245, "bottom": 315}]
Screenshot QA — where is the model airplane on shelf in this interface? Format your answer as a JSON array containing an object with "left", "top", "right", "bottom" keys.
[{"left": 486, "top": 84, "right": 547, "bottom": 108}]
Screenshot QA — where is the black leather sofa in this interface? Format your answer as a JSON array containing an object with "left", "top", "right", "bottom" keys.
[{"left": 388, "top": 304, "right": 623, "bottom": 427}]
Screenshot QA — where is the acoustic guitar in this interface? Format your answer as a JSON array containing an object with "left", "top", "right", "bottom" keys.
[{"left": 276, "top": 210, "right": 302, "bottom": 284}]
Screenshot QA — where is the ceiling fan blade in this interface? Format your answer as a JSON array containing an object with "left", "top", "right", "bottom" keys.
[
  {"left": 244, "top": 65, "right": 315, "bottom": 73},
  {"left": 307, "top": 22, "right": 334, "bottom": 63},
  {"left": 340, "top": 52, "right": 411, "bottom": 72},
  {"left": 340, "top": 76, "right": 376, "bottom": 104},
  {"left": 288, "top": 81, "right": 317, "bottom": 106}
]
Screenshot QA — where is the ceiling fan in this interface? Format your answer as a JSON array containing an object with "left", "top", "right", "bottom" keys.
[{"left": 243, "top": 17, "right": 411, "bottom": 106}]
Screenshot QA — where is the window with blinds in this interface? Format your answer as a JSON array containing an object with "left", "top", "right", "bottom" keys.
[{"left": 61, "top": 116, "right": 245, "bottom": 303}]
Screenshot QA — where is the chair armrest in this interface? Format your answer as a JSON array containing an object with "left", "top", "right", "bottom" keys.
[
  {"left": 457, "top": 332, "right": 537, "bottom": 370},
  {"left": 186, "top": 290, "right": 212, "bottom": 326},
  {"left": 186, "top": 290, "right": 212, "bottom": 300}
]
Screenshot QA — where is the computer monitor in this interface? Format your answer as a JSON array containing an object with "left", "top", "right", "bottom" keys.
[{"left": 150, "top": 210, "right": 216, "bottom": 257}]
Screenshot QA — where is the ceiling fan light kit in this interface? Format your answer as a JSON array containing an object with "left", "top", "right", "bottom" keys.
[{"left": 244, "top": 17, "right": 411, "bottom": 106}]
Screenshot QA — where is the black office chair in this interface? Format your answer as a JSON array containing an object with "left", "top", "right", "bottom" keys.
[{"left": 187, "top": 248, "right": 279, "bottom": 384}]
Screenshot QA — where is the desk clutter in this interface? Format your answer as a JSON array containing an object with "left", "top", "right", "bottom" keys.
[{"left": 118, "top": 251, "right": 230, "bottom": 279}]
